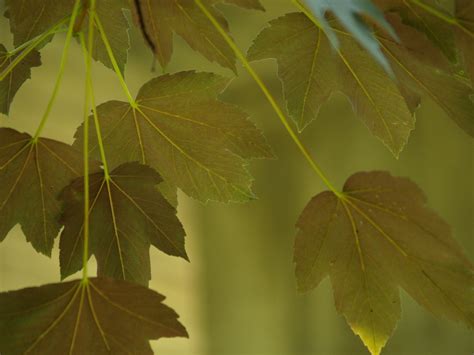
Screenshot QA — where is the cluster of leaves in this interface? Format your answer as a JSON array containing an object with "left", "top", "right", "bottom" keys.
[{"left": 0, "top": 0, "right": 472, "bottom": 354}]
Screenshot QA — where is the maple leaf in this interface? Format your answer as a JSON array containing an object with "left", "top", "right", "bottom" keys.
[
  {"left": 5, "top": 0, "right": 130, "bottom": 73},
  {"left": 130, "top": 0, "right": 262, "bottom": 71},
  {"left": 378, "top": 14, "right": 474, "bottom": 136},
  {"left": 302, "top": 0, "right": 398, "bottom": 73},
  {"left": 0, "top": 44, "right": 41, "bottom": 115},
  {"left": 60, "top": 162, "right": 187, "bottom": 286},
  {"left": 5, "top": 0, "right": 75, "bottom": 48},
  {"left": 73, "top": 71, "right": 273, "bottom": 203},
  {"left": 158, "top": 180, "right": 179, "bottom": 208},
  {"left": 248, "top": 13, "right": 414, "bottom": 156},
  {"left": 82, "top": 0, "right": 131, "bottom": 74},
  {"left": 0, "top": 128, "right": 88, "bottom": 256},
  {"left": 377, "top": 0, "right": 458, "bottom": 62},
  {"left": 0, "top": 278, "right": 188, "bottom": 354},
  {"left": 295, "top": 171, "right": 474, "bottom": 355},
  {"left": 377, "top": 0, "right": 474, "bottom": 81}
]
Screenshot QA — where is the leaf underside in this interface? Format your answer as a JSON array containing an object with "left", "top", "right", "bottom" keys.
[
  {"left": 60, "top": 162, "right": 187, "bottom": 286},
  {"left": 0, "top": 44, "right": 41, "bottom": 116},
  {"left": 302, "top": 0, "right": 398, "bottom": 73},
  {"left": 0, "top": 278, "right": 188, "bottom": 355},
  {"left": 248, "top": 10, "right": 474, "bottom": 155},
  {"left": 248, "top": 12, "right": 415, "bottom": 156},
  {"left": 130, "top": 0, "right": 263, "bottom": 71},
  {"left": 295, "top": 171, "right": 474, "bottom": 355},
  {"left": 5, "top": 0, "right": 130, "bottom": 73},
  {"left": 377, "top": 0, "right": 474, "bottom": 83},
  {"left": 0, "top": 128, "right": 89, "bottom": 256},
  {"left": 74, "top": 70, "right": 273, "bottom": 203}
]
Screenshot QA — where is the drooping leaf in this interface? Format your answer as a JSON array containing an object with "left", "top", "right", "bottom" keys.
[
  {"left": 377, "top": 0, "right": 474, "bottom": 81},
  {"left": 74, "top": 71, "right": 273, "bottom": 203},
  {"left": 295, "top": 171, "right": 474, "bottom": 355},
  {"left": 60, "top": 162, "right": 187, "bottom": 286},
  {"left": 0, "top": 128, "right": 88, "bottom": 256},
  {"left": 158, "top": 180, "right": 179, "bottom": 208},
  {"left": 5, "top": 0, "right": 130, "bottom": 73},
  {"left": 377, "top": 0, "right": 458, "bottom": 62},
  {"left": 85, "top": 0, "right": 131, "bottom": 74},
  {"left": 0, "top": 44, "right": 41, "bottom": 115},
  {"left": 302, "top": 0, "right": 398, "bottom": 73},
  {"left": 248, "top": 13, "right": 414, "bottom": 156},
  {"left": 0, "top": 278, "right": 188, "bottom": 354},
  {"left": 378, "top": 14, "right": 474, "bottom": 136},
  {"left": 130, "top": 0, "right": 262, "bottom": 71},
  {"left": 5, "top": 0, "right": 75, "bottom": 47}
]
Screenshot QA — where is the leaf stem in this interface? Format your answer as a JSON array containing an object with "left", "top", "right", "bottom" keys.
[
  {"left": 94, "top": 14, "right": 138, "bottom": 108},
  {"left": 0, "top": 18, "right": 70, "bottom": 81},
  {"left": 81, "top": 0, "right": 97, "bottom": 283},
  {"left": 31, "top": 1, "right": 82, "bottom": 142},
  {"left": 81, "top": 67, "right": 91, "bottom": 284},
  {"left": 292, "top": 0, "right": 323, "bottom": 29},
  {"left": 6, "top": 28, "right": 68, "bottom": 57},
  {"left": 79, "top": 35, "right": 112, "bottom": 181},
  {"left": 194, "top": 0, "right": 341, "bottom": 197}
]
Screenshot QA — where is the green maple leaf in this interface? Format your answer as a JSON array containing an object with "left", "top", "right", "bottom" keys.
[
  {"left": 248, "top": 13, "right": 414, "bottom": 157},
  {"left": 0, "top": 278, "right": 187, "bottom": 354},
  {"left": 60, "top": 162, "right": 187, "bottom": 286},
  {"left": 130, "top": 0, "right": 262, "bottom": 71},
  {"left": 5, "top": 0, "right": 130, "bottom": 73},
  {"left": 295, "top": 171, "right": 474, "bottom": 355},
  {"left": 73, "top": 71, "right": 273, "bottom": 203},
  {"left": 0, "top": 44, "right": 41, "bottom": 116},
  {"left": 302, "top": 0, "right": 398, "bottom": 73},
  {"left": 0, "top": 128, "right": 88, "bottom": 256}
]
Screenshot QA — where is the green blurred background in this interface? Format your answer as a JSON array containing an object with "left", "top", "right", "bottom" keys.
[{"left": 0, "top": 1, "right": 472, "bottom": 354}]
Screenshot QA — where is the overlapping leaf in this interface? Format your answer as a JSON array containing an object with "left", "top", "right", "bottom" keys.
[
  {"left": 378, "top": 14, "right": 474, "bottom": 136},
  {"left": 5, "top": 0, "right": 75, "bottom": 47},
  {"left": 0, "top": 44, "right": 41, "bottom": 115},
  {"left": 0, "top": 278, "right": 188, "bottom": 354},
  {"left": 60, "top": 163, "right": 186, "bottom": 286},
  {"left": 74, "top": 71, "right": 273, "bottom": 203},
  {"left": 0, "top": 128, "right": 87, "bottom": 256},
  {"left": 249, "top": 11, "right": 474, "bottom": 153},
  {"left": 130, "top": 0, "right": 262, "bottom": 71},
  {"left": 378, "top": 0, "right": 474, "bottom": 81},
  {"left": 303, "top": 0, "right": 397, "bottom": 73},
  {"left": 377, "top": 0, "right": 458, "bottom": 62},
  {"left": 84, "top": 0, "right": 131, "bottom": 73},
  {"left": 295, "top": 171, "right": 474, "bottom": 355},
  {"left": 248, "top": 13, "right": 414, "bottom": 156},
  {"left": 5, "top": 0, "right": 130, "bottom": 73}
]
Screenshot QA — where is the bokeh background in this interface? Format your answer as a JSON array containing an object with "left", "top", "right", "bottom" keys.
[{"left": 0, "top": 0, "right": 472, "bottom": 354}]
